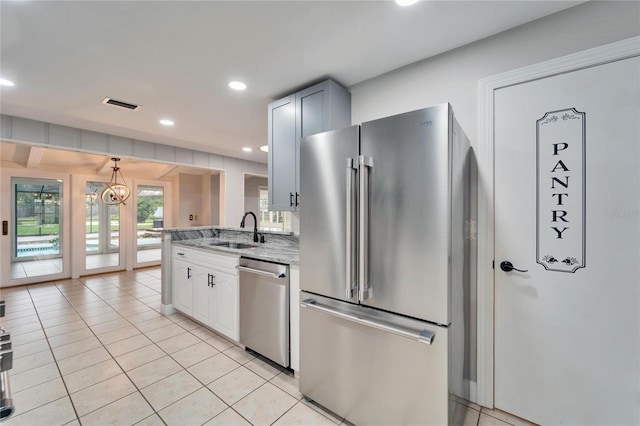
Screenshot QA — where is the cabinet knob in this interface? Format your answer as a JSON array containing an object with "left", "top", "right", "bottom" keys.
[{"left": 289, "top": 192, "right": 294, "bottom": 207}]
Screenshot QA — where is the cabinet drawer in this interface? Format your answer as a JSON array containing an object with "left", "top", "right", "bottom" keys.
[
  {"left": 173, "top": 246, "right": 195, "bottom": 261},
  {"left": 194, "top": 251, "right": 238, "bottom": 275}
]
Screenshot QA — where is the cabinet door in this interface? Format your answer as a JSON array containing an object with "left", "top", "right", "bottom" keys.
[
  {"left": 296, "top": 82, "right": 328, "bottom": 139},
  {"left": 172, "top": 258, "right": 193, "bottom": 316},
  {"left": 268, "top": 95, "right": 296, "bottom": 211},
  {"left": 192, "top": 266, "right": 214, "bottom": 325},
  {"left": 212, "top": 270, "right": 239, "bottom": 341},
  {"left": 295, "top": 82, "right": 328, "bottom": 207}
]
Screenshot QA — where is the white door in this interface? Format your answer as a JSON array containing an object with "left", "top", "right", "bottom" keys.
[{"left": 494, "top": 56, "right": 639, "bottom": 425}]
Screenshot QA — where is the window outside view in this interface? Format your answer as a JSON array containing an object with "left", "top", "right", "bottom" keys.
[
  {"left": 86, "top": 181, "right": 120, "bottom": 269},
  {"left": 14, "top": 179, "right": 62, "bottom": 260},
  {"left": 136, "top": 185, "right": 163, "bottom": 263},
  {"left": 258, "top": 187, "right": 289, "bottom": 232}
]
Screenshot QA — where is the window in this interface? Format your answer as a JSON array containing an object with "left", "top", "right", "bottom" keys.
[
  {"left": 258, "top": 187, "right": 290, "bottom": 231},
  {"left": 11, "top": 177, "right": 64, "bottom": 279},
  {"left": 85, "top": 181, "right": 120, "bottom": 270},
  {"left": 13, "top": 178, "right": 62, "bottom": 260},
  {"left": 136, "top": 185, "right": 163, "bottom": 263}
]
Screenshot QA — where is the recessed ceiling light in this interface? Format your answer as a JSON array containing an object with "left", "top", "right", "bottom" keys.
[
  {"left": 229, "top": 81, "right": 247, "bottom": 91},
  {"left": 243, "top": 147, "right": 252, "bottom": 152},
  {"left": 159, "top": 119, "right": 174, "bottom": 126},
  {"left": 259, "top": 145, "right": 268, "bottom": 153},
  {"left": 0, "top": 78, "right": 15, "bottom": 87},
  {"left": 395, "top": 0, "right": 418, "bottom": 5}
]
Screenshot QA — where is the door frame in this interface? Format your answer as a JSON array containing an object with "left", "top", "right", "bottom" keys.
[
  {"left": 71, "top": 173, "right": 127, "bottom": 278},
  {"left": 132, "top": 178, "right": 172, "bottom": 269},
  {"left": 0, "top": 167, "right": 72, "bottom": 286},
  {"left": 475, "top": 36, "right": 640, "bottom": 408}
]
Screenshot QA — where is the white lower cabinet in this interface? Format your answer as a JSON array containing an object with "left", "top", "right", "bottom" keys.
[
  {"left": 210, "top": 270, "right": 238, "bottom": 341},
  {"left": 172, "top": 246, "right": 239, "bottom": 342},
  {"left": 172, "top": 258, "right": 193, "bottom": 316},
  {"left": 192, "top": 266, "right": 214, "bottom": 325}
]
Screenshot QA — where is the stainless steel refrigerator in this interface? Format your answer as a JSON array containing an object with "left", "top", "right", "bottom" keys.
[{"left": 299, "top": 103, "right": 475, "bottom": 425}]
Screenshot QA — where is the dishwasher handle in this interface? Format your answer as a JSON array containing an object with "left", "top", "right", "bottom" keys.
[{"left": 238, "top": 265, "right": 286, "bottom": 279}]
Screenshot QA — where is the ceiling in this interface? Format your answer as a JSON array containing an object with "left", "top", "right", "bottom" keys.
[{"left": 1, "top": 1, "right": 582, "bottom": 164}]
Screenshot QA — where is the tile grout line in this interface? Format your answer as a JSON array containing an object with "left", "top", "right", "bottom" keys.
[
  {"left": 116, "top": 283, "right": 266, "bottom": 425},
  {"left": 7, "top": 269, "right": 316, "bottom": 426},
  {"left": 125, "top": 270, "right": 309, "bottom": 425},
  {"left": 25, "top": 274, "right": 153, "bottom": 424},
  {"left": 25, "top": 281, "right": 84, "bottom": 424},
  {"left": 4, "top": 277, "right": 133, "bottom": 421},
  {"left": 58, "top": 273, "right": 171, "bottom": 426},
  {"left": 110, "top": 271, "right": 242, "bottom": 425},
  {"left": 74, "top": 270, "right": 228, "bottom": 424},
  {"left": 12, "top": 270, "right": 186, "bottom": 423}
]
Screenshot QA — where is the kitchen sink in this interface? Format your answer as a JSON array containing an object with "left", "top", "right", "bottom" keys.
[{"left": 208, "top": 241, "right": 258, "bottom": 249}]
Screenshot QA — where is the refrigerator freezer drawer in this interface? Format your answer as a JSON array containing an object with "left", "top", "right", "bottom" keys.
[{"left": 299, "top": 292, "right": 450, "bottom": 426}]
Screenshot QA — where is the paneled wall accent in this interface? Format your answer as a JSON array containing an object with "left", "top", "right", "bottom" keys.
[{"left": 0, "top": 114, "right": 261, "bottom": 172}]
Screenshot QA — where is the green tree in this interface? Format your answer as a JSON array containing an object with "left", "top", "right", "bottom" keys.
[{"left": 137, "top": 197, "right": 162, "bottom": 223}]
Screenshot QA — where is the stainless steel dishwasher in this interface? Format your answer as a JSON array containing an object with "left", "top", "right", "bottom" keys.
[{"left": 238, "top": 257, "right": 290, "bottom": 368}]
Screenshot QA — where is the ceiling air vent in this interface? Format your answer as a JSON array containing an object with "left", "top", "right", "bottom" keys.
[{"left": 102, "top": 97, "right": 141, "bottom": 111}]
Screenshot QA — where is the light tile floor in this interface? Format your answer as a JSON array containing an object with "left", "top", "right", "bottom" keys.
[
  {"left": 11, "top": 249, "right": 160, "bottom": 279},
  {"left": 0, "top": 267, "right": 534, "bottom": 426}
]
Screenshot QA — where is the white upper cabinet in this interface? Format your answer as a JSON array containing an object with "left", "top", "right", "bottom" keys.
[{"left": 268, "top": 79, "right": 351, "bottom": 211}]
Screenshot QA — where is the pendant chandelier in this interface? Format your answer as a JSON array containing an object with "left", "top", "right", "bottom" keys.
[{"left": 101, "top": 158, "right": 131, "bottom": 205}]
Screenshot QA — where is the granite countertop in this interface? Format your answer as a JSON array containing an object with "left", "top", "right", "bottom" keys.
[{"left": 174, "top": 237, "right": 299, "bottom": 265}]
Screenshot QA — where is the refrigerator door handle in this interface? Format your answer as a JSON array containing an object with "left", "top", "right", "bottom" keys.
[
  {"left": 346, "top": 158, "right": 357, "bottom": 299},
  {"left": 301, "top": 298, "right": 435, "bottom": 345},
  {"left": 358, "top": 155, "right": 373, "bottom": 301}
]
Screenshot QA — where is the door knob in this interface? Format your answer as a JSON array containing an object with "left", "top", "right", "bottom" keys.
[{"left": 500, "top": 261, "right": 528, "bottom": 273}]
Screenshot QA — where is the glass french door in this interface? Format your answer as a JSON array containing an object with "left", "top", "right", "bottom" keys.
[
  {"left": 11, "top": 178, "right": 63, "bottom": 279},
  {"left": 86, "top": 182, "right": 120, "bottom": 270},
  {"left": 136, "top": 185, "right": 163, "bottom": 264}
]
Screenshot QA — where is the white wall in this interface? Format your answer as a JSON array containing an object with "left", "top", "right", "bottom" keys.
[
  {"left": 210, "top": 173, "right": 221, "bottom": 226},
  {"left": 221, "top": 157, "right": 267, "bottom": 227},
  {"left": 350, "top": 1, "right": 640, "bottom": 140},
  {"left": 244, "top": 176, "right": 268, "bottom": 216},
  {"left": 174, "top": 173, "right": 204, "bottom": 227}
]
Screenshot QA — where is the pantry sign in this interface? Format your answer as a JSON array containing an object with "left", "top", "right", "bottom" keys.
[{"left": 536, "top": 108, "right": 586, "bottom": 273}]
